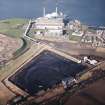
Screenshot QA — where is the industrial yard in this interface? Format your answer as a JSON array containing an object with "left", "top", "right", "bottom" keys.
[
  {"left": 1, "top": 39, "right": 105, "bottom": 105},
  {"left": 0, "top": 8, "right": 105, "bottom": 105}
]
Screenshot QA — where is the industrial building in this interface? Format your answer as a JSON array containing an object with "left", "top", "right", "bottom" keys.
[{"left": 33, "top": 8, "right": 66, "bottom": 36}]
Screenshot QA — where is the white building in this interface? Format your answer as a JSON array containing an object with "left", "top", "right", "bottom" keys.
[
  {"left": 34, "top": 8, "right": 65, "bottom": 35},
  {"left": 67, "top": 20, "right": 84, "bottom": 36}
]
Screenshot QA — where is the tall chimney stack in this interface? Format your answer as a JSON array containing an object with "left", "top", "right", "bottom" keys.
[
  {"left": 56, "top": 7, "right": 58, "bottom": 14},
  {"left": 43, "top": 7, "right": 46, "bottom": 17}
]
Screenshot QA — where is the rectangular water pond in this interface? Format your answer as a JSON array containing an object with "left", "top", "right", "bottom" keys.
[{"left": 9, "top": 50, "right": 86, "bottom": 95}]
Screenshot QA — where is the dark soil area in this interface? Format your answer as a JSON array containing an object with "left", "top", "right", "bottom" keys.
[{"left": 65, "top": 78, "right": 105, "bottom": 105}]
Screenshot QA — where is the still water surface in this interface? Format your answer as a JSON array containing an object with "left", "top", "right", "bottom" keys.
[{"left": 9, "top": 50, "right": 86, "bottom": 95}]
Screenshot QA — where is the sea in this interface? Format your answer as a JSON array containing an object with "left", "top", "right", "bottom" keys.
[{"left": 0, "top": 0, "right": 105, "bottom": 26}]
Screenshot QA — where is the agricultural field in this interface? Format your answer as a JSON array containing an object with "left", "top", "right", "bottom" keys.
[{"left": 0, "top": 18, "right": 28, "bottom": 38}]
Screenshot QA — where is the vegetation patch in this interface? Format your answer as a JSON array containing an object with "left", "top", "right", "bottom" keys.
[
  {"left": 69, "top": 35, "right": 81, "bottom": 41},
  {"left": 13, "top": 38, "right": 30, "bottom": 59},
  {"left": 0, "top": 18, "right": 28, "bottom": 38}
]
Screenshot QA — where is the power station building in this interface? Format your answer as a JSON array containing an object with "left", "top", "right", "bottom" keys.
[{"left": 34, "top": 8, "right": 66, "bottom": 35}]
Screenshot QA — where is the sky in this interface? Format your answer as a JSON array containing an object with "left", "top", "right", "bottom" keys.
[{"left": 0, "top": 0, "right": 104, "bottom": 25}]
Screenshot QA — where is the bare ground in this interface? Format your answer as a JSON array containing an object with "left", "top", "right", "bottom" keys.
[
  {"left": 65, "top": 78, "right": 105, "bottom": 105},
  {"left": 0, "top": 34, "right": 22, "bottom": 64},
  {"left": 0, "top": 82, "right": 15, "bottom": 105}
]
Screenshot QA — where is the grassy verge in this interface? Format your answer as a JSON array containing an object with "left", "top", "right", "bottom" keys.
[
  {"left": 69, "top": 35, "right": 81, "bottom": 41},
  {"left": 13, "top": 38, "right": 30, "bottom": 59}
]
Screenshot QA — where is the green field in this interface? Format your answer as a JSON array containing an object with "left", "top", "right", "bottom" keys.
[
  {"left": 0, "top": 18, "right": 28, "bottom": 38},
  {"left": 13, "top": 38, "right": 30, "bottom": 59},
  {"left": 69, "top": 35, "right": 81, "bottom": 41}
]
